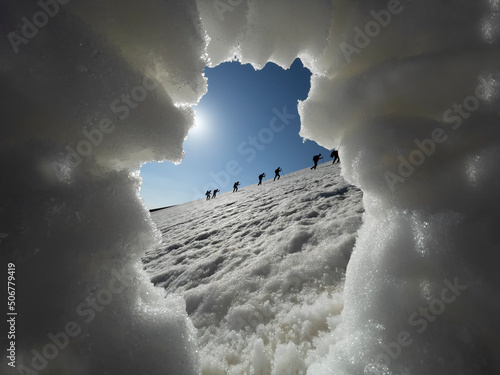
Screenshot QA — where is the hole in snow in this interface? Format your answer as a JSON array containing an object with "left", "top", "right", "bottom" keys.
[{"left": 139, "top": 58, "right": 337, "bottom": 210}]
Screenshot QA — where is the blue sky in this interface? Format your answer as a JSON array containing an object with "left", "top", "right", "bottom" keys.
[{"left": 140, "top": 58, "right": 332, "bottom": 209}]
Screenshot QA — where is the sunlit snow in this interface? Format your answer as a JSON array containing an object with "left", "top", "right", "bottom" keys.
[
  {"left": 144, "top": 162, "right": 363, "bottom": 373},
  {"left": 2, "top": 1, "right": 500, "bottom": 374}
]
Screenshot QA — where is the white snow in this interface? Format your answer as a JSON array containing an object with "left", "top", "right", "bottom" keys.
[
  {"left": 2, "top": 1, "right": 500, "bottom": 374},
  {"left": 145, "top": 162, "right": 364, "bottom": 374}
]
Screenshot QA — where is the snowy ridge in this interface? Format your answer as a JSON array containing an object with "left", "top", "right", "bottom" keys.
[{"left": 145, "top": 162, "right": 364, "bottom": 374}]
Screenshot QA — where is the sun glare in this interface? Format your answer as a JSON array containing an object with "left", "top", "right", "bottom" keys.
[{"left": 190, "top": 108, "right": 210, "bottom": 137}]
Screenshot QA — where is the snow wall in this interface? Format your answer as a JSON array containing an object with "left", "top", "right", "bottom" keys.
[{"left": 1, "top": 0, "right": 499, "bottom": 374}]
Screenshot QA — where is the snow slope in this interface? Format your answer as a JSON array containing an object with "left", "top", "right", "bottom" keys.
[
  {"left": 144, "top": 162, "right": 364, "bottom": 374},
  {"left": 3, "top": 1, "right": 500, "bottom": 374}
]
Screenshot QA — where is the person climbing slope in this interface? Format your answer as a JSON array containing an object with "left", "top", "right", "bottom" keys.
[
  {"left": 233, "top": 181, "right": 240, "bottom": 192},
  {"left": 311, "top": 154, "right": 323, "bottom": 170},
  {"left": 205, "top": 190, "right": 211, "bottom": 200},
  {"left": 258, "top": 173, "right": 266, "bottom": 186},
  {"left": 212, "top": 189, "right": 220, "bottom": 199},
  {"left": 274, "top": 167, "right": 282, "bottom": 181},
  {"left": 331, "top": 149, "right": 340, "bottom": 164}
]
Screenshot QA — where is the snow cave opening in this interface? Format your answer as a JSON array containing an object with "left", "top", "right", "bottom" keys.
[
  {"left": 138, "top": 58, "right": 323, "bottom": 210},
  {"left": 3, "top": 1, "right": 500, "bottom": 374}
]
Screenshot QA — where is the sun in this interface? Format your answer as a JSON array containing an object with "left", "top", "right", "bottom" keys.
[{"left": 190, "top": 108, "right": 209, "bottom": 136}]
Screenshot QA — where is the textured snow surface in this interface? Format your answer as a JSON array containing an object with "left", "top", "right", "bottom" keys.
[
  {"left": 145, "top": 163, "right": 363, "bottom": 374},
  {"left": 2, "top": 0, "right": 500, "bottom": 374}
]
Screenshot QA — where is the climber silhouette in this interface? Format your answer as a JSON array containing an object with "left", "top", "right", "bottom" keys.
[
  {"left": 274, "top": 167, "right": 282, "bottom": 181},
  {"left": 311, "top": 154, "right": 323, "bottom": 170},
  {"left": 331, "top": 149, "right": 340, "bottom": 164},
  {"left": 258, "top": 173, "right": 266, "bottom": 185},
  {"left": 233, "top": 181, "right": 240, "bottom": 192}
]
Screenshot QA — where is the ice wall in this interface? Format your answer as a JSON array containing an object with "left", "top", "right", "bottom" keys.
[
  {"left": 1, "top": 0, "right": 206, "bottom": 374},
  {"left": 302, "top": 2, "right": 500, "bottom": 374},
  {"left": 2, "top": 0, "right": 500, "bottom": 374},
  {"left": 197, "top": 0, "right": 500, "bottom": 371}
]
